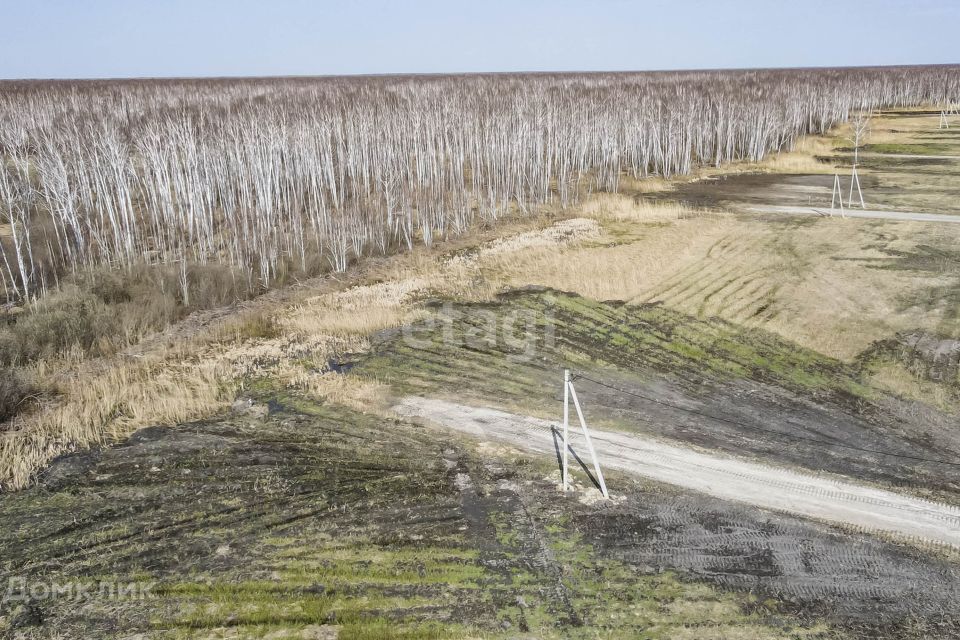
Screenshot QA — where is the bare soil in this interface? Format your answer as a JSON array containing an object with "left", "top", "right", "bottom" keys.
[
  {"left": 2, "top": 390, "right": 959, "bottom": 638},
  {"left": 361, "top": 291, "right": 960, "bottom": 499},
  {"left": 654, "top": 119, "right": 960, "bottom": 215}
]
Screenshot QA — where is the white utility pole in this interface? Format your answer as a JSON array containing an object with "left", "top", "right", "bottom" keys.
[
  {"left": 562, "top": 369, "right": 570, "bottom": 492},
  {"left": 831, "top": 174, "right": 845, "bottom": 217},
  {"left": 561, "top": 370, "right": 609, "bottom": 499},
  {"left": 848, "top": 165, "right": 865, "bottom": 209}
]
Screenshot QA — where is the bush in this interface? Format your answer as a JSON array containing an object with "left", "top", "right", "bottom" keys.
[
  {"left": 84, "top": 269, "right": 134, "bottom": 304},
  {"left": 0, "top": 366, "right": 36, "bottom": 423},
  {"left": 0, "top": 327, "right": 16, "bottom": 368},
  {"left": 2, "top": 287, "right": 117, "bottom": 364},
  {"left": 1, "top": 261, "right": 274, "bottom": 368},
  {"left": 220, "top": 311, "right": 280, "bottom": 343}
]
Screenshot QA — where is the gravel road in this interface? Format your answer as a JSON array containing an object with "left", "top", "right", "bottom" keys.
[
  {"left": 395, "top": 396, "right": 960, "bottom": 548},
  {"left": 748, "top": 204, "right": 960, "bottom": 223}
]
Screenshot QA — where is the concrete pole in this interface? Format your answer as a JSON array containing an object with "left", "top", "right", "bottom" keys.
[
  {"left": 562, "top": 369, "right": 569, "bottom": 492},
  {"left": 567, "top": 379, "right": 609, "bottom": 499}
]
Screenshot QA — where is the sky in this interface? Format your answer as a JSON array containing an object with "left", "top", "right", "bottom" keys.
[{"left": 0, "top": 0, "right": 957, "bottom": 79}]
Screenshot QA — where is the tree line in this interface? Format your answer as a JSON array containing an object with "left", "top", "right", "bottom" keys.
[{"left": 1, "top": 66, "right": 958, "bottom": 303}]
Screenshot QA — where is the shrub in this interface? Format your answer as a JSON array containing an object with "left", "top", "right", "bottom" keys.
[
  {"left": 0, "top": 326, "right": 16, "bottom": 367},
  {"left": 2, "top": 287, "right": 117, "bottom": 364},
  {"left": 217, "top": 311, "right": 280, "bottom": 343},
  {"left": 1, "top": 261, "right": 277, "bottom": 369},
  {"left": 0, "top": 367, "right": 36, "bottom": 423}
]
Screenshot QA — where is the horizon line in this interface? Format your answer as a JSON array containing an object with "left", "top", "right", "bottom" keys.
[{"left": 3, "top": 61, "right": 959, "bottom": 83}]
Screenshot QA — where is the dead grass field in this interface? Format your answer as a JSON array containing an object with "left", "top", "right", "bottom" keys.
[
  {"left": 0, "top": 216, "right": 603, "bottom": 488},
  {"left": 860, "top": 109, "right": 954, "bottom": 145},
  {"left": 470, "top": 194, "right": 960, "bottom": 362}
]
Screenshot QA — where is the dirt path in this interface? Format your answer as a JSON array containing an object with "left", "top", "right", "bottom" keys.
[
  {"left": 395, "top": 396, "right": 960, "bottom": 548},
  {"left": 747, "top": 204, "right": 960, "bottom": 223},
  {"left": 856, "top": 152, "right": 960, "bottom": 161}
]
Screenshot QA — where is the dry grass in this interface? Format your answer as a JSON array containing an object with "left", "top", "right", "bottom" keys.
[
  {"left": 618, "top": 174, "right": 677, "bottom": 194},
  {"left": 868, "top": 361, "right": 959, "bottom": 414},
  {"left": 221, "top": 328, "right": 388, "bottom": 415},
  {"left": 0, "top": 357, "right": 232, "bottom": 490},
  {"left": 482, "top": 207, "right": 960, "bottom": 362},
  {"left": 297, "top": 373, "right": 394, "bottom": 415},
  {"left": 666, "top": 625, "right": 828, "bottom": 640},
  {"left": 758, "top": 150, "right": 836, "bottom": 174},
  {"left": 492, "top": 211, "right": 728, "bottom": 302},
  {"left": 759, "top": 220, "right": 959, "bottom": 359},
  {"left": 0, "top": 367, "right": 36, "bottom": 424},
  {"left": 577, "top": 193, "right": 693, "bottom": 223},
  {"left": 0, "top": 316, "right": 370, "bottom": 489},
  {"left": 854, "top": 112, "right": 946, "bottom": 145},
  {"left": 284, "top": 279, "right": 433, "bottom": 338},
  {"left": 476, "top": 217, "right": 601, "bottom": 256},
  {"left": 329, "top": 216, "right": 604, "bottom": 304},
  {"left": 0, "top": 215, "right": 603, "bottom": 488}
]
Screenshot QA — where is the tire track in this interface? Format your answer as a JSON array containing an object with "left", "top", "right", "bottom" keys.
[{"left": 748, "top": 205, "right": 960, "bottom": 224}]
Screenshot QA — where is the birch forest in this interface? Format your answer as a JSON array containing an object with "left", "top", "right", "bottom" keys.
[{"left": 1, "top": 66, "right": 958, "bottom": 303}]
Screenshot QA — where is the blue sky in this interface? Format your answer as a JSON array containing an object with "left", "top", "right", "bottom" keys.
[{"left": 1, "top": 0, "right": 957, "bottom": 79}]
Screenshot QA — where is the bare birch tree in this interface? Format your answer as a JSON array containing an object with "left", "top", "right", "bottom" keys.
[{"left": 0, "top": 66, "right": 957, "bottom": 302}]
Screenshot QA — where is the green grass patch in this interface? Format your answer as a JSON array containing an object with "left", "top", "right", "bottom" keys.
[
  {"left": 360, "top": 290, "right": 872, "bottom": 403},
  {"left": 861, "top": 142, "right": 956, "bottom": 156}
]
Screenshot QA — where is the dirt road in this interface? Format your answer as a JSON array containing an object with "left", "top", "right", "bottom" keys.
[
  {"left": 747, "top": 204, "right": 960, "bottom": 223},
  {"left": 395, "top": 396, "right": 960, "bottom": 548},
  {"left": 856, "top": 152, "right": 960, "bottom": 161}
]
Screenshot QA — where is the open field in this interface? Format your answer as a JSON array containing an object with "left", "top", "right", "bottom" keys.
[
  {"left": 2, "top": 86, "right": 960, "bottom": 640},
  {"left": 0, "top": 391, "right": 859, "bottom": 639},
  {"left": 359, "top": 289, "right": 960, "bottom": 500}
]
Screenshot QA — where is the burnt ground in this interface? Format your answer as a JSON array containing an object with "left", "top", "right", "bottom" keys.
[
  {"left": 361, "top": 292, "right": 960, "bottom": 501},
  {"left": 1, "top": 384, "right": 959, "bottom": 639},
  {"left": 2, "top": 293, "right": 959, "bottom": 638},
  {"left": 649, "top": 125, "right": 960, "bottom": 215},
  {"left": 650, "top": 172, "right": 844, "bottom": 210},
  {"left": 651, "top": 166, "right": 960, "bottom": 215}
]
